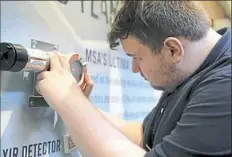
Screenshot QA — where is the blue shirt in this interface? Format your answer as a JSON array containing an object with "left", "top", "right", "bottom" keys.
[{"left": 143, "top": 27, "right": 231, "bottom": 157}]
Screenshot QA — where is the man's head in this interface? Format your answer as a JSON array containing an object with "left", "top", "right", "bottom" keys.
[{"left": 108, "top": 1, "right": 212, "bottom": 91}]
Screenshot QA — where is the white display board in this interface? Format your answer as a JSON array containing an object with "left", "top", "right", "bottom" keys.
[{"left": 0, "top": 1, "right": 161, "bottom": 157}]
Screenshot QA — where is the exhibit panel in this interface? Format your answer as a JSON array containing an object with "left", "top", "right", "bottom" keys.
[{"left": 0, "top": 1, "right": 161, "bottom": 157}]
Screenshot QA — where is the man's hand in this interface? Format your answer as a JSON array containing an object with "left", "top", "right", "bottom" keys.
[
  {"left": 36, "top": 51, "right": 84, "bottom": 111},
  {"left": 35, "top": 52, "right": 146, "bottom": 157},
  {"left": 80, "top": 67, "right": 94, "bottom": 98}
]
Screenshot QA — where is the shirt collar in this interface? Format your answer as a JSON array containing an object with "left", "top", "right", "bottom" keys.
[{"left": 195, "top": 27, "right": 231, "bottom": 74}]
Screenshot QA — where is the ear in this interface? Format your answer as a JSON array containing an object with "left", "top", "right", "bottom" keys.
[{"left": 163, "top": 37, "right": 184, "bottom": 64}]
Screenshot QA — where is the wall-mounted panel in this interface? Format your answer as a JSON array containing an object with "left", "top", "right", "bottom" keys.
[{"left": 1, "top": 1, "right": 161, "bottom": 156}]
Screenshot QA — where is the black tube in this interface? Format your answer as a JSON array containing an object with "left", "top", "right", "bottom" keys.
[{"left": 0, "top": 42, "right": 28, "bottom": 72}]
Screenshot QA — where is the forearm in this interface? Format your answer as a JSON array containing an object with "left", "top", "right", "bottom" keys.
[
  {"left": 98, "top": 109, "right": 143, "bottom": 146},
  {"left": 57, "top": 90, "right": 146, "bottom": 157}
]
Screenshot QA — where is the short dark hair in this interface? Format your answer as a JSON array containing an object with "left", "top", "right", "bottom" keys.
[{"left": 107, "top": 1, "right": 211, "bottom": 52}]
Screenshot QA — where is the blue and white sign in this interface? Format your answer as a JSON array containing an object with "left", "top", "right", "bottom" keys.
[{"left": 1, "top": 1, "right": 161, "bottom": 157}]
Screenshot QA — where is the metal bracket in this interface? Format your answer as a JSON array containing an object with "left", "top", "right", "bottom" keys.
[
  {"left": 29, "top": 96, "right": 49, "bottom": 107},
  {"left": 28, "top": 39, "right": 58, "bottom": 108}
]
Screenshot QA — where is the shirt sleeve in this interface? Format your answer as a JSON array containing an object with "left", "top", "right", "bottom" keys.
[{"left": 144, "top": 71, "right": 231, "bottom": 157}]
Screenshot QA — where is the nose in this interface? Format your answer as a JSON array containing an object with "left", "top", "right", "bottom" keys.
[{"left": 132, "top": 59, "right": 140, "bottom": 73}]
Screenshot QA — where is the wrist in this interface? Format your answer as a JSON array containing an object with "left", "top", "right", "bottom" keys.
[{"left": 55, "top": 84, "right": 86, "bottom": 114}]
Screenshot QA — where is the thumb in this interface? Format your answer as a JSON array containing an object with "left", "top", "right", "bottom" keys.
[{"left": 83, "top": 73, "right": 94, "bottom": 97}]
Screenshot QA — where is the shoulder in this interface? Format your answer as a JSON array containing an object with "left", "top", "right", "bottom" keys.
[
  {"left": 175, "top": 57, "right": 231, "bottom": 155},
  {"left": 186, "top": 55, "right": 231, "bottom": 118},
  {"left": 190, "top": 54, "right": 231, "bottom": 104}
]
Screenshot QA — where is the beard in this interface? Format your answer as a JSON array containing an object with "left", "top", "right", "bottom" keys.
[{"left": 150, "top": 57, "right": 188, "bottom": 92}]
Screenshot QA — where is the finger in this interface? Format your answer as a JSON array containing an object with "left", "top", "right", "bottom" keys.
[
  {"left": 83, "top": 73, "right": 94, "bottom": 97},
  {"left": 36, "top": 72, "right": 49, "bottom": 94},
  {"left": 84, "top": 70, "right": 93, "bottom": 85},
  {"left": 36, "top": 79, "right": 46, "bottom": 95},
  {"left": 48, "top": 51, "right": 62, "bottom": 71},
  {"left": 83, "top": 83, "right": 94, "bottom": 97},
  {"left": 37, "top": 71, "right": 50, "bottom": 81},
  {"left": 57, "top": 52, "right": 71, "bottom": 71},
  {"left": 79, "top": 82, "right": 86, "bottom": 89},
  {"left": 83, "top": 64, "right": 88, "bottom": 73},
  {"left": 36, "top": 81, "right": 41, "bottom": 95}
]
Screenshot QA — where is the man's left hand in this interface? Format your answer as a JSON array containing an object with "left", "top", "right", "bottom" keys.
[{"left": 79, "top": 67, "right": 94, "bottom": 98}]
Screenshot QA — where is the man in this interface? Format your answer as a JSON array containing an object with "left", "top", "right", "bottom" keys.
[{"left": 36, "top": 1, "right": 231, "bottom": 157}]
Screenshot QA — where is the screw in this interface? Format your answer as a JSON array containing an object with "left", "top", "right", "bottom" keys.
[
  {"left": 53, "top": 46, "right": 58, "bottom": 50},
  {"left": 30, "top": 101, "right": 35, "bottom": 107}
]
